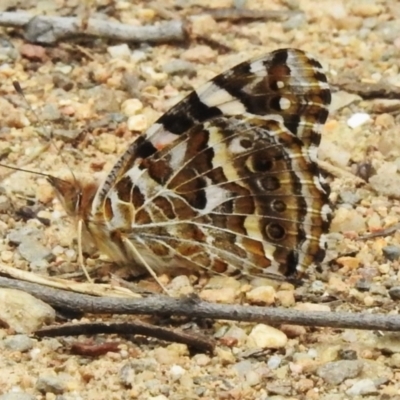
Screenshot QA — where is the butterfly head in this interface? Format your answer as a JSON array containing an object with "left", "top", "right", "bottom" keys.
[{"left": 47, "top": 175, "right": 99, "bottom": 221}]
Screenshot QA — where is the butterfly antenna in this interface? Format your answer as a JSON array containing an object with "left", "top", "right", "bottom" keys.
[
  {"left": 11, "top": 81, "right": 93, "bottom": 283},
  {"left": 12, "top": 81, "right": 80, "bottom": 190}
]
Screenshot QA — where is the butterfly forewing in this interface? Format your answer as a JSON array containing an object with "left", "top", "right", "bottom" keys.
[{"left": 88, "top": 48, "right": 331, "bottom": 279}]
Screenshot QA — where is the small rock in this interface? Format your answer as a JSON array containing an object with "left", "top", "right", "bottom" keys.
[
  {"left": 169, "top": 365, "right": 185, "bottom": 380},
  {"left": 200, "top": 276, "right": 240, "bottom": 303},
  {"left": 193, "top": 354, "right": 211, "bottom": 366},
  {"left": 119, "top": 362, "right": 136, "bottom": 388},
  {"left": 317, "top": 360, "right": 363, "bottom": 385},
  {"left": 245, "top": 370, "right": 261, "bottom": 386},
  {"left": 7, "top": 227, "right": 42, "bottom": 245},
  {"left": 167, "top": 275, "right": 194, "bottom": 297},
  {"left": 181, "top": 45, "right": 217, "bottom": 63},
  {"left": 162, "top": 59, "right": 197, "bottom": 77},
  {"left": 107, "top": 44, "right": 131, "bottom": 60},
  {"left": 153, "top": 347, "right": 180, "bottom": 365},
  {"left": 0, "top": 393, "right": 35, "bottom": 400},
  {"left": 18, "top": 238, "right": 54, "bottom": 264},
  {"left": 20, "top": 43, "right": 46, "bottom": 61},
  {"left": 0, "top": 195, "right": 11, "bottom": 212},
  {"left": 3, "top": 335, "right": 33, "bottom": 352},
  {"left": 330, "top": 207, "right": 366, "bottom": 233},
  {"left": 267, "top": 355, "right": 282, "bottom": 369},
  {"left": 246, "top": 285, "right": 276, "bottom": 305},
  {"left": 52, "top": 129, "right": 81, "bottom": 142},
  {"left": 346, "top": 378, "right": 377, "bottom": 396},
  {"left": 369, "top": 173, "right": 400, "bottom": 198},
  {"left": 339, "top": 191, "right": 360, "bottom": 205},
  {"left": 389, "top": 287, "right": 400, "bottom": 301},
  {"left": 390, "top": 353, "right": 400, "bottom": 368},
  {"left": 347, "top": 112, "right": 371, "bottom": 129},
  {"left": 247, "top": 324, "right": 287, "bottom": 349},
  {"left": 0, "top": 288, "right": 55, "bottom": 333},
  {"left": 335, "top": 256, "right": 360, "bottom": 270},
  {"left": 383, "top": 245, "right": 400, "bottom": 261},
  {"left": 355, "top": 278, "right": 371, "bottom": 292},
  {"left": 127, "top": 114, "right": 148, "bottom": 131},
  {"left": 282, "top": 12, "right": 307, "bottom": 30},
  {"left": 95, "top": 133, "right": 118, "bottom": 154},
  {"left": 372, "top": 99, "right": 400, "bottom": 113},
  {"left": 35, "top": 375, "right": 68, "bottom": 394},
  {"left": 121, "top": 99, "right": 143, "bottom": 117}
]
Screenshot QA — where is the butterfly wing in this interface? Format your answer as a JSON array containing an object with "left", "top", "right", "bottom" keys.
[{"left": 91, "top": 48, "right": 331, "bottom": 278}]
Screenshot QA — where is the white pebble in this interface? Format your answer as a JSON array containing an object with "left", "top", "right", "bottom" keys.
[
  {"left": 347, "top": 112, "right": 371, "bottom": 128},
  {"left": 169, "top": 364, "right": 186, "bottom": 379},
  {"left": 267, "top": 355, "right": 282, "bottom": 369},
  {"left": 127, "top": 114, "right": 147, "bottom": 131},
  {"left": 107, "top": 44, "right": 131, "bottom": 60},
  {"left": 247, "top": 324, "right": 288, "bottom": 349},
  {"left": 121, "top": 99, "right": 143, "bottom": 116}
]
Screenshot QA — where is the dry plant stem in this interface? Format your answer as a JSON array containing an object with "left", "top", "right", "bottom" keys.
[
  {"left": 203, "top": 8, "right": 299, "bottom": 21},
  {"left": 1, "top": 275, "right": 400, "bottom": 332},
  {"left": 36, "top": 321, "right": 215, "bottom": 353},
  {"left": 0, "top": 12, "right": 186, "bottom": 44},
  {"left": 333, "top": 80, "right": 400, "bottom": 100}
]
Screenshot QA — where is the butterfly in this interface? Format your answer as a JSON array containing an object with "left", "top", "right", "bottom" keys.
[{"left": 49, "top": 48, "right": 332, "bottom": 283}]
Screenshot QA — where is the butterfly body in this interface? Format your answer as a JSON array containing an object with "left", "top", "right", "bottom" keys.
[{"left": 51, "top": 48, "right": 332, "bottom": 280}]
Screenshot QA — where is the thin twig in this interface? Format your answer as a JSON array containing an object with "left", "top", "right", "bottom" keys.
[
  {"left": 0, "top": 12, "right": 187, "bottom": 44},
  {"left": 1, "top": 275, "right": 400, "bottom": 332},
  {"left": 203, "top": 8, "right": 300, "bottom": 21},
  {"left": 332, "top": 80, "right": 400, "bottom": 100},
  {"left": 36, "top": 321, "right": 215, "bottom": 353},
  {"left": 358, "top": 223, "right": 400, "bottom": 240}
]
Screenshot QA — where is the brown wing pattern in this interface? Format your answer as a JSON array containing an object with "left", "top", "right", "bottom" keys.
[{"left": 90, "top": 48, "right": 331, "bottom": 279}]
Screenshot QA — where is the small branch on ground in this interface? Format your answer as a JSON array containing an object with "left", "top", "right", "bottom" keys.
[
  {"left": 202, "top": 8, "right": 300, "bottom": 21},
  {"left": 36, "top": 321, "right": 215, "bottom": 353},
  {"left": 1, "top": 275, "right": 400, "bottom": 332},
  {"left": 0, "top": 12, "right": 187, "bottom": 44},
  {"left": 332, "top": 79, "right": 400, "bottom": 100}
]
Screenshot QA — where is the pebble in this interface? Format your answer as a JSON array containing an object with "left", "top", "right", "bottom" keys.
[
  {"left": 347, "top": 112, "right": 371, "bottom": 129},
  {"left": 369, "top": 173, "right": 400, "bottom": 198},
  {"left": 193, "top": 354, "right": 210, "bottom": 366},
  {"left": 35, "top": 375, "right": 70, "bottom": 394},
  {"left": 382, "top": 245, "right": 400, "bottom": 261},
  {"left": 317, "top": 360, "right": 363, "bottom": 385},
  {"left": 0, "top": 394, "right": 35, "bottom": 400},
  {"left": 0, "top": 288, "right": 55, "bottom": 333},
  {"left": 267, "top": 355, "right": 282, "bottom": 369},
  {"left": 181, "top": 45, "right": 217, "bottom": 63},
  {"left": 7, "top": 227, "right": 42, "bottom": 245},
  {"left": 3, "top": 335, "right": 33, "bottom": 352},
  {"left": 121, "top": 98, "right": 143, "bottom": 116},
  {"left": 127, "top": 114, "right": 148, "bottom": 132},
  {"left": 190, "top": 14, "right": 218, "bottom": 36},
  {"left": 167, "top": 275, "right": 194, "bottom": 297},
  {"left": 282, "top": 12, "right": 307, "bottom": 30},
  {"left": 245, "top": 285, "right": 276, "bottom": 305},
  {"left": 246, "top": 324, "right": 288, "bottom": 349},
  {"left": 0, "top": 195, "right": 11, "bottom": 212},
  {"left": 276, "top": 289, "right": 295, "bottom": 307},
  {"left": 335, "top": 256, "right": 360, "bottom": 270},
  {"left": 107, "top": 44, "right": 131, "bottom": 60},
  {"left": 372, "top": 99, "right": 400, "bottom": 113},
  {"left": 346, "top": 378, "right": 377, "bottom": 396},
  {"left": 162, "top": 59, "right": 197, "bottom": 77},
  {"left": 18, "top": 238, "right": 54, "bottom": 264},
  {"left": 169, "top": 365, "right": 186, "bottom": 380},
  {"left": 388, "top": 286, "right": 400, "bottom": 300},
  {"left": 330, "top": 207, "right": 366, "bottom": 233}
]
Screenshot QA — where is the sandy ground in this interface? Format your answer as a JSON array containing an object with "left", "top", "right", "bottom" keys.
[{"left": 1, "top": 0, "right": 400, "bottom": 399}]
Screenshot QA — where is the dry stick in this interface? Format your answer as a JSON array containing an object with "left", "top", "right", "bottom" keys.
[
  {"left": 1, "top": 275, "right": 400, "bottom": 332},
  {"left": 204, "top": 8, "right": 300, "bottom": 21},
  {"left": 333, "top": 80, "right": 400, "bottom": 100},
  {"left": 0, "top": 12, "right": 187, "bottom": 44},
  {"left": 36, "top": 321, "right": 215, "bottom": 353}
]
